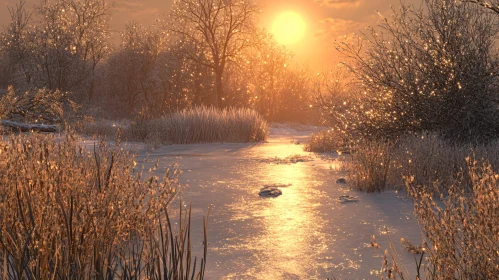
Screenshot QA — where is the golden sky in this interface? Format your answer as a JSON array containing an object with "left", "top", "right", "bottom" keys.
[{"left": 0, "top": 0, "right": 418, "bottom": 70}]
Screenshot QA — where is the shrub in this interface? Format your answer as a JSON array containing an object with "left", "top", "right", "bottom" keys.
[
  {"left": 75, "top": 118, "right": 131, "bottom": 139},
  {"left": 0, "top": 133, "right": 207, "bottom": 279},
  {"left": 389, "top": 133, "right": 499, "bottom": 190},
  {"left": 319, "top": 0, "right": 499, "bottom": 143},
  {"left": 304, "top": 129, "right": 346, "bottom": 153},
  {"left": 0, "top": 86, "right": 67, "bottom": 124}
]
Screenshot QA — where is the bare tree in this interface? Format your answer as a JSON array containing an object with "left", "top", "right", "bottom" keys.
[
  {"left": 155, "top": 42, "right": 212, "bottom": 113},
  {"left": 167, "top": 0, "right": 259, "bottom": 107},
  {"left": 221, "top": 30, "right": 314, "bottom": 121},
  {"left": 0, "top": 49, "right": 16, "bottom": 89},
  {"left": 313, "top": 65, "right": 365, "bottom": 140}
]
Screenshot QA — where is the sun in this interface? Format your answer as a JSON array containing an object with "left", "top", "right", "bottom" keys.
[{"left": 272, "top": 11, "right": 307, "bottom": 46}]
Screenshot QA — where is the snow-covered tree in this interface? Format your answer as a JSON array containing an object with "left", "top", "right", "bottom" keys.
[
  {"left": 155, "top": 42, "right": 213, "bottom": 114},
  {"left": 103, "top": 22, "right": 211, "bottom": 118},
  {"left": 464, "top": 0, "right": 499, "bottom": 12}
]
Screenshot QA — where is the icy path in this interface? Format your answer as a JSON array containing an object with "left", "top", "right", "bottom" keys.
[{"left": 116, "top": 126, "right": 423, "bottom": 279}]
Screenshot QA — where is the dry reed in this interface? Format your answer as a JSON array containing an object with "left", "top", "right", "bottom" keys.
[
  {"left": 378, "top": 159, "right": 499, "bottom": 279},
  {"left": 344, "top": 134, "right": 499, "bottom": 278},
  {"left": 346, "top": 132, "right": 499, "bottom": 192},
  {"left": 0, "top": 132, "right": 208, "bottom": 279},
  {"left": 346, "top": 139, "right": 394, "bottom": 192},
  {"left": 80, "top": 106, "right": 269, "bottom": 145}
]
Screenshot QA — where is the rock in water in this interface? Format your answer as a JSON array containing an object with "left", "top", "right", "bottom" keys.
[
  {"left": 259, "top": 187, "right": 282, "bottom": 197},
  {"left": 336, "top": 178, "right": 347, "bottom": 184}
]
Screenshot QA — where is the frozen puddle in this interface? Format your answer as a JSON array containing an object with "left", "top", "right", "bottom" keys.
[{"left": 89, "top": 126, "right": 423, "bottom": 279}]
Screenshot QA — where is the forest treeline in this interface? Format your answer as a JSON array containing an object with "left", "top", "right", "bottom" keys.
[{"left": 0, "top": 0, "right": 316, "bottom": 123}]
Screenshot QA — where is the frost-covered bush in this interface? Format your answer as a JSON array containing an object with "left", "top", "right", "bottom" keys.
[
  {"left": 0, "top": 86, "right": 67, "bottom": 123},
  {"left": 380, "top": 160, "right": 499, "bottom": 279},
  {"left": 322, "top": 0, "right": 499, "bottom": 143},
  {"left": 389, "top": 133, "right": 499, "bottom": 189},
  {"left": 1, "top": 0, "right": 111, "bottom": 100},
  {"left": 75, "top": 118, "right": 130, "bottom": 139},
  {"left": 347, "top": 139, "right": 394, "bottom": 192}
]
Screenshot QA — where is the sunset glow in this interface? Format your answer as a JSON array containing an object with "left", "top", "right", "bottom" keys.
[
  {"left": 1, "top": 0, "right": 495, "bottom": 278},
  {"left": 272, "top": 11, "right": 307, "bottom": 45}
]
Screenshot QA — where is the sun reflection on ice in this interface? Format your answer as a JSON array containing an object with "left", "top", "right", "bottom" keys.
[{"left": 248, "top": 157, "right": 325, "bottom": 278}]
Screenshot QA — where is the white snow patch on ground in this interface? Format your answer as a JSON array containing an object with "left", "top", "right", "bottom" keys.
[{"left": 80, "top": 124, "right": 422, "bottom": 279}]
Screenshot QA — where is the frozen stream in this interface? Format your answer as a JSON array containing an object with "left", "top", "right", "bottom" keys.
[{"left": 96, "top": 125, "right": 423, "bottom": 279}]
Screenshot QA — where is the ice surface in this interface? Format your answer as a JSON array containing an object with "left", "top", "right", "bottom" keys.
[{"left": 81, "top": 125, "right": 423, "bottom": 279}]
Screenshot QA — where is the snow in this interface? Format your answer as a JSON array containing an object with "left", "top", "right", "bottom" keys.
[{"left": 81, "top": 124, "right": 423, "bottom": 279}]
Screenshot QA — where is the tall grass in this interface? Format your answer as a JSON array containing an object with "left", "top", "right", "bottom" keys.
[
  {"left": 76, "top": 118, "right": 131, "bottom": 139},
  {"left": 80, "top": 107, "right": 269, "bottom": 145},
  {"left": 0, "top": 133, "right": 207, "bottom": 279}
]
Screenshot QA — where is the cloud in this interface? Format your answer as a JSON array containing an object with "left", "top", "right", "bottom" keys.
[
  {"left": 114, "top": 1, "right": 160, "bottom": 18},
  {"left": 313, "top": 0, "right": 362, "bottom": 8},
  {"left": 315, "top": 17, "right": 366, "bottom": 40}
]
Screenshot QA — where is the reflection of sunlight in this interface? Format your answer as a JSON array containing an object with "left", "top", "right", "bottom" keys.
[
  {"left": 252, "top": 160, "right": 322, "bottom": 278},
  {"left": 251, "top": 139, "right": 308, "bottom": 159}
]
